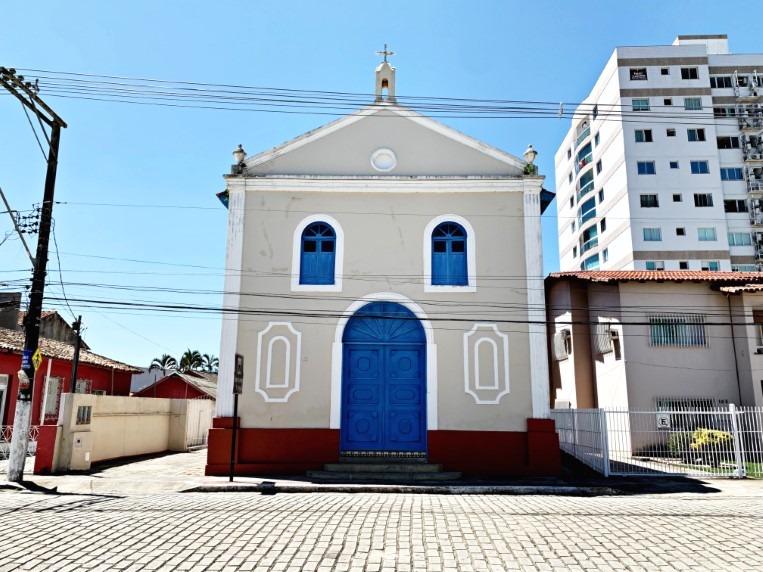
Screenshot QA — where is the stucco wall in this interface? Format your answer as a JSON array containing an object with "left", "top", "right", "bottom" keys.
[{"left": 231, "top": 187, "right": 535, "bottom": 432}]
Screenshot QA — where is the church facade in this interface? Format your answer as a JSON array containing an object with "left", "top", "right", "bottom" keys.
[{"left": 206, "top": 59, "right": 559, "bottom": 476}]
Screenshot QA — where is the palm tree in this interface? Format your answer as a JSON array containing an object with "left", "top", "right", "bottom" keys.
[
  {"left": 149, "top": 354, "right": 177, "bottom": 376},
  {"left": 179, "top": 349, "right": 203, "bottom": 372},
  {"left": 202, "top": 354, "right": 219, "bottom": 373}
]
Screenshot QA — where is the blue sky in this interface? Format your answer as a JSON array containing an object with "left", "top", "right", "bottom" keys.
[{"left": 0, "top": 1, "right": 759, "bottom": 367}]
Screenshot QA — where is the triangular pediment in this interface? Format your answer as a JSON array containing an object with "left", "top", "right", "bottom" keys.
[{"left": 243, "top": 103, "right": 527, "bottom": 177}]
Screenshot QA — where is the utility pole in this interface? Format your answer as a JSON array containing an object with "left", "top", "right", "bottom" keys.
[
  {"left": 1, "top": 67, "right": 67, "bottom": 482},
  {"left": 70, "top": 316, "right": 82, "bottom": 393}
]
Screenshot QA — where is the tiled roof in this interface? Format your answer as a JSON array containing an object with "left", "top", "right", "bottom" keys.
[
  {"left": 548, "top": 271, "right": 763, "bottom": 284},
  {"left": 720, "top": 285, "right": 763, "bottom": 293},
  {"left": 17, "top": 310, "right": 57, "bottom": 326},
  {"left": 0, "top": 327, "right": 142, "bottom": 373},
  {"left": 137, "top": 370, "right": 217, "bottom": 399}
]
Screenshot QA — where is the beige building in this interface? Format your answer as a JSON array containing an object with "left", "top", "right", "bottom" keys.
[
  {"left": 206, "top": 58, "right": 559, "bottom": 477},
  {"left": 546, "top": 270, "right": 763, "bottom": 412}
]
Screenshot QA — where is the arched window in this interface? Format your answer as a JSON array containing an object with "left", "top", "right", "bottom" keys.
[
  {"left": 300, "top": 222, "right": 336, "bottom": 285},
  {"left": 431, "top": 222, "right": 467, "bottom": 285}
]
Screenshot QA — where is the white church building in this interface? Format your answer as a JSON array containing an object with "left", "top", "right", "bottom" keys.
[{"left": 206, "top": 55, "right": 560, "bottom": 477}]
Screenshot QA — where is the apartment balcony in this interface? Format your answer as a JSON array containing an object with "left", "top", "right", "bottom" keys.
[
  {"left": 575, "top": 152, "right": 593, "bottom": 174},
  {"left": 580, "top": 236, "right": 598, "bottom": 255},
  {"left": 748, "top": 179, "right": 763, "bottom": 193},
  {"left": 576, "top": 178, "right": 595, "bottom": 203},
  {"left": 735, "top": 84, "right": 762, "bottom": 103},
  {"left": 574, "top": 125, "right": 591, "bottom": 149},
  {"left": 750, "top": 210, "right": 763, "bottom": 226}
]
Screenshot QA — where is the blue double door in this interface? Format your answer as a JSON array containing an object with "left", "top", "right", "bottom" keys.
[{"left": 340, "top": 302, "right": 427, "bottom": 452}]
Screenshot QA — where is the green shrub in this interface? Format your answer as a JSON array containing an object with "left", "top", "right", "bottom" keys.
[
  {"left": 667, "top": 431, "right": 694, "bottom": 461},
  {"left": 690, "top": 428, "right": 734, "bottom": 467}
]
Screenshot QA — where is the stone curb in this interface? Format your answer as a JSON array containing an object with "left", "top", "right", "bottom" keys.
[{"left": 183, "top": 483, "right": 619, "bottom": 496}]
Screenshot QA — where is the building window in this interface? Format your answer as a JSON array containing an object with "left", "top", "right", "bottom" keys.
[
  {"left": 733, "top": 264, "right": 758, "bottom": 271},
  {"left": 728, "top": 232, "right": 753, "bottom": 246},
  {"left": 710, "top": 76, "right": 733, "bottom": 89},
  {"left": 701, "top": 260, "right": 720, "bottom": 271},
  {"left": 724, "top": 199, "right": 748, "bottom": 213},
  {"left": 594, "top": 132, "right": 600, "bottom": 147},
  {"left": 664, "top": 98, "right": 673, "bottom": 106},
  {"left": 600, "top": 218, "right": 607, "bottom": 232},
  {"left": 299, "top": 222, "right": 336, "bottom": 285},
  {"left": 630, "top": 68, "right": 648, "bottom": 80},
  {"left": 666, "top": 128, "right": 676, "bottom": 137},
  {"left": 714, "top": 106, "right": 737, "bottom": 118},
  {"left": 690, "top": 161, "right": 710, "bottom": 175},
  {"left": 581, "top": 253, "right": 600, "bottom": 271},
  {"left": 679, "top": 261, "right": 689, "bottom": 270},
  {"left": 694, "top": 193, "right": 714, "bottom": 207},
  {"left": 637, "top": 161, "right": 656, "bottom": 175},
  {"left": 720, "top": 167, "right": 744, "bottom": 180},
  {"left": 676, "top": 227, "right": 686, "bottom": 236},
  {"left": 717, "top": 136, "right": 740, "bottom": 149},
  {"left": 643, "top": 227, "right": 662, "bottom": 241},
  {"left": 698, "top": 227, "right": 717, "bottom": 241},
  {"left": 572, "top": 245, "right": 577, "bottom": 258},
  {"left": 571, "top": 221, "right": 576, "bottom": 233},
  {"left": 649, "top": 313, "right": 707, "bottom": 348},
  {"left": 661, "top": 67, "right": 670, "bottom": 76},
  {"left": 687, "top": 128, "right": 706, "bottom": 142},
  {"left": 567, "top": 148, "right": 572, "bottom": 159},
  {"left": 568, "top": 172, "right": 573, "bottom": 183},
  {"left": 670, "top": 161, "right": 679, "bottom": 169},
  {"left": 632, "top": 98, "right": 650, "bottom": 111},
  {"left": 598, "top": 189, "right": 605, "bottom": 203},
  {"left": 570, "top": 196, "right": 574, "bottom": 208},
  {"left": 640, "top": 194, "right": 659, "bottom": 208},
  {"left": 431, "top": 222, "right": 468, "bottom": 286},
  {"left": 578, "top": 197, "right": 596, "bottom": 225},
  {"left": 681, "top": 67, "right": 699, "bottom": 80},
  {"left": 684, "top": 97, "right": 703, "bottom": 110},
  {"left": 673, "top": 193, "right": 682, "bottom": 202},
  {"left": 645, "top": 261, "right": 665, "bottom": 271},
  {"left": 602, "top": 248, "right": 609, "bottom": 262},
  {"left": 635, "top": 129, "right": 653, "bottom": 142},
  {"left": 593, "top": 105, "right": 598, "bottom": 119},
  {"left": 596, "top": 160, "right": 602, "bottom": 174}
]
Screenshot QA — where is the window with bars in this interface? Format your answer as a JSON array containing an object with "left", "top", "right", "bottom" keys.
[{"left": 649, "top": 314, "right": 707, "bottom": 348}]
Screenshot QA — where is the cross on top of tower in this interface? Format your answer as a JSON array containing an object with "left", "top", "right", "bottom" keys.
[{"left": 376, "top": 44, "right": 395, "bottom": 63}]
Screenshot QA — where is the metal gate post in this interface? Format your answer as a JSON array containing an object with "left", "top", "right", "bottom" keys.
[
  {"left": 729, "top": 403, "right": 746, "bottom": 478},
  {"left": 599, "top": 408, "right": 610, "bottom": 477},
  {"left": 571, "top": 409, "right": 578, "bottom": 459}
]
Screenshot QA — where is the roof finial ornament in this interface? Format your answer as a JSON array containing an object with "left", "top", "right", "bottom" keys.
[
  {"left": 374, "top": 44, "right": 396, "bottom": 103},
  {"left": 376, "top": 43, "right": 395, "bottom": 63}
]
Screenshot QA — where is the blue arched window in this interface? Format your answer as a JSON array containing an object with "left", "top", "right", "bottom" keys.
[
  {"left": 432, "top": 222, "right": 467, "bottom": 285},
  {"left": 300, "top": 222, "right": 336, "bottom": 285}
]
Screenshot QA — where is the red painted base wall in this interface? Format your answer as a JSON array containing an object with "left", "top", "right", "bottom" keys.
[{"left": 205, "top": 418, "right": 560, "bottom": 477}]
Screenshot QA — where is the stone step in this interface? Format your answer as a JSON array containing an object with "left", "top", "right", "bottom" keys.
[
  {"left": 306, "top": 470, "right": 462, "bottom": 483},
  {"left": 324, "top": 463, "right": 443, "bottom": 473},
  {"left": 339, "top": 455, "right": 426, "bottom": 465}
]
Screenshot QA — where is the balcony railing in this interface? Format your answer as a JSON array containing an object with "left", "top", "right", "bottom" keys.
[
  {"left": 748, "top": 179, "right": 763, "bottom": 193},
  {"left": 580, "top": 237, "right": 599, "bottom": 255},
  {"left": 575, "top": 152, "right": 593, "bottom": 174},
  {"left": 576, "top": 179, "right": 595, "bottom": 202},
  {"left": 575, "top": 126, "right": 591, "bottom": 149}
]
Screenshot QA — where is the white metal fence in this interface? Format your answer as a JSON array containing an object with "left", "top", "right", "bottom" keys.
[
  {"left": 551, "top": 405, "right": 763, "bottom": 478},
  {"left": 0, "top": 425, "right": 39, "bottom": 472}
]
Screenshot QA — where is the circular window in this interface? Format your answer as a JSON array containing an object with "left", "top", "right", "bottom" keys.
[{"left": 370, "top": 148, "right": 397, "bottom": 172}]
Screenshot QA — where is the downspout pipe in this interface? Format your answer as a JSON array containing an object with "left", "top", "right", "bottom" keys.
[{"left": 726, "top": 293, "right": 743, "bottom": 405}]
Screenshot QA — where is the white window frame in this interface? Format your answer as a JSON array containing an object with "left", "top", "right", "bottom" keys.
[
  {"left": 423, "top": 214, "right": 477, "bottom": 293},
  {"left": 291, "top": 214, "right": 344, "bottom": 292}
]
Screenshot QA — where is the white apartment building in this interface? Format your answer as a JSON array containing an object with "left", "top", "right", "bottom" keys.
[{"left": 555, "top": 34, "right": 763, "bottom": 272}]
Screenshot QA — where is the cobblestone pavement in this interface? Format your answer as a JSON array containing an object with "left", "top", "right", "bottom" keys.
[{"left": 1, "top": 490, "right": 762, "bottom": 571}]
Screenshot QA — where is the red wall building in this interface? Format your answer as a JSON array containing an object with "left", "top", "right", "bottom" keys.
[
  {"left": 133, "top": 371, "right": 217, "bottom": 400},
  {"left": 0, "top": 327, "right": 141, "bottom": 427}
]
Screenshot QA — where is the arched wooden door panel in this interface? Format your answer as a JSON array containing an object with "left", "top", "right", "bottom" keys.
[{"left": 341, "top": 302, "right": 427, "bottom": 452}]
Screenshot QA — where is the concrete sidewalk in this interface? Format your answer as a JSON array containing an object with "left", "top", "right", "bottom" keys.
[{"left": 4, "top": 449, "right": 763, "bottom": 497}]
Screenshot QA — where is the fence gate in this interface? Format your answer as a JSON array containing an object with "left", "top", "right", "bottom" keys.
[
  {"left": 551, "top": 405, "right": 763, "bottom": 478},
  {"left": 0, "top": 425, "right": 39, "bottom": 473}
]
